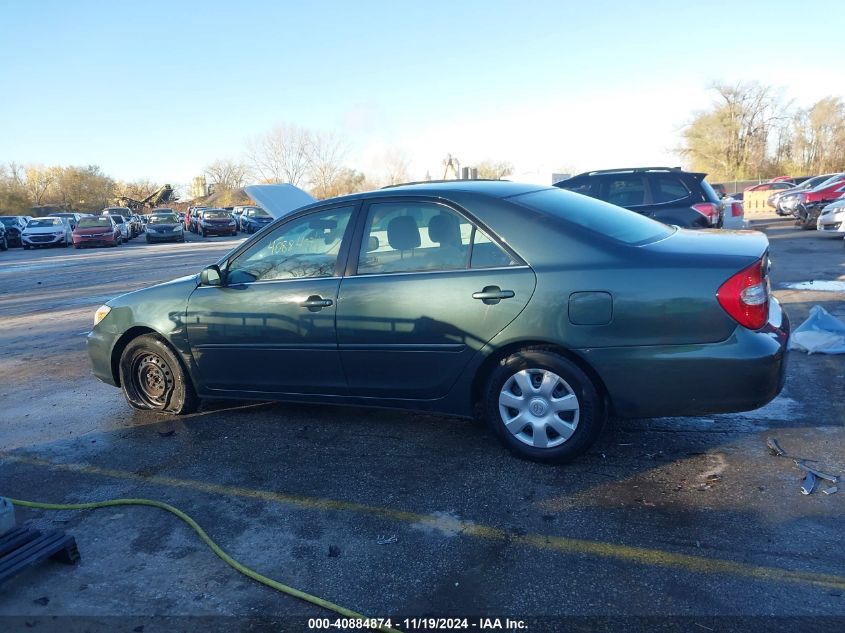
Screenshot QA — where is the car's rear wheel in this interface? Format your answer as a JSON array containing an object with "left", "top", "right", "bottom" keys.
[
  {"left": 484, "top": 348, "right": 605, "bottom": 463},
  {"left": 119, "top": 334, "right": 199, "bottom": 414}
]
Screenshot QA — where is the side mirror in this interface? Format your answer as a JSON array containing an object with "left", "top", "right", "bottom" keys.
[
  {"left": 200, "top": 265, "right": 223, "bottom": 287},
  {"left": 366, "top": 235, "right": 380, "bottom": 252}
]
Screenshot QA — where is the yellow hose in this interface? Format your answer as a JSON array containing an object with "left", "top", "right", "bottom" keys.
[{"left": 8, "top": 496, "right": 401, "bottom": 633}]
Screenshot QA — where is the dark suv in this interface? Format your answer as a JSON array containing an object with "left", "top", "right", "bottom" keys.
[{"left": 554, "top": 167, "right": 723, "bottom": 229}]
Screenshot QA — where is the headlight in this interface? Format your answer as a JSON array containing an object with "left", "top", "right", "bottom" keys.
[{"left": 94, "top": 305, "right": 111, "bottom": 326}]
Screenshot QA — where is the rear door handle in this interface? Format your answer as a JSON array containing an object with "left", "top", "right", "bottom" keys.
[
  {"left": 472, "top": 286, "right": 515, "bottom": 305},
  {"left": 300, "top": 295, "right": 333, "bottom": 311}
]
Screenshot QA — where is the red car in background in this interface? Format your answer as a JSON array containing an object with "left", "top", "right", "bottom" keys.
[
  {"left": 795, "top": 177, "right": 845, "bottom": 229},
  {"left": 72, "top": 215, "right": 120, "bottom": 248}
]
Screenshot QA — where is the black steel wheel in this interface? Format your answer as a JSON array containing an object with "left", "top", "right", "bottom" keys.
[{"left": 119, "top": 334, "right": 199, "bottom": 414}]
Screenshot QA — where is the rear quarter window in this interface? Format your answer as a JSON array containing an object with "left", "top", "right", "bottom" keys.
[
  {"left": 510, "top": 188, "right": 674, "bottom": 246},
  {"left": 651, "top": 175, "right": 691, "bottom": 204}
]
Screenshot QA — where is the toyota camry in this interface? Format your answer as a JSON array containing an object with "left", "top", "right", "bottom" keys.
[{"left": 88, "top": 181, "right": 789, "bottom": 462}]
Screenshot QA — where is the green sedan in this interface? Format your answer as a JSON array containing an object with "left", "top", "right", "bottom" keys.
[{"left": 88, "top": 181, "right": 789, "bottom": 463}]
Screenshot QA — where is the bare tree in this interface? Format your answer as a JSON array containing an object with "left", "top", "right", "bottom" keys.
[
  {"left": 380, "top": 148, "right": 411, "bottom": 186},
  {"left": 114, "top": 179, "right": 160, "bottom": 202},
  {"left": 679, "top": 81, "right": 789, "bottom": 181},
  {"left": 307, "top": 131, "right": 348, "bottom": 199},
  {"left": 24, "top": 165, "right": 56, "bottom": 206},
  {"left": 204, "top": 158, "right": 248, "bottom": 191},
  {"left": 476, "top": 159, "right": 514, "bottom": 180},
  {"left": 790, "top": 97, "right": 845, "bottom": 174},
  {"left": 245, "top": 123, "right": 312, "bottom": 186}
]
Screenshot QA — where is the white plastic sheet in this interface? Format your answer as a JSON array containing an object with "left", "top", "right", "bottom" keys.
[{"left": 788, "top": 305, "right": 845, "bottom": 354}]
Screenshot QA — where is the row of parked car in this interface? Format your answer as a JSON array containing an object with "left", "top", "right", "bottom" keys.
[
  {"left": 715, "top": 173, "right": 845, "bottom": 233},
  {"left": 183, "top": 205, "right": 274, "bottom": 236},
  {"left": 0, "top": 207, "right": 183, "bottom": 252}
]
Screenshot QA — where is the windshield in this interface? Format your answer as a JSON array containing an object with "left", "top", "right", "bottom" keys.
[
  {"left": 0, "top": 217, "right": 18, "bottom": 226},
  {"left": 251, "top": 209, "right": 271, "bottom": 218},
  {"left": 78, "top": 218, "right": 112, "bottom": 229},
  {"left": 509, "top": 188, "right": 674, "bottom": 246},
  {"left": 28, "top": 218, "right": 63, "bottom": 228},
  {"left": 148, "top": 214, "right": 179, "bottom": 224},
  {"left": 203, "top": 210, "right": 231, "bottom": 219},
  {"left": 111, "top": 216, "right": 125, "bottom": 224}
]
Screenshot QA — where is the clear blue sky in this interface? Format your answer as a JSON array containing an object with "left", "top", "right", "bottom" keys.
[{"left": 2, "top": 0, "right": 844, "bottom": 187}]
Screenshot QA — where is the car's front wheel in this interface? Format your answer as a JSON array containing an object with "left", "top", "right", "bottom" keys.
[
  {"left": 119, "top": 334, "right": 199, "bottom": 414},
  {"left": 484, "top": 348, "right": 605, "bottom": 463}
]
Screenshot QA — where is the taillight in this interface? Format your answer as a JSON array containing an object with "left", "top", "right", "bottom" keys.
[
  {"left": 692, "top": 202, "right": 719, "bottom": 224},
  {"left": 717, "top": 258, "right": 770, "bottom": 330},
  {"left": 731, "top": 201, "right": 743, "bottom": 217}
]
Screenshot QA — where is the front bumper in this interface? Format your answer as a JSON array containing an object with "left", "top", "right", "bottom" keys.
[
  {"left": 23, "top": 234, "right": 64, "bottom": 245},
  {"left": 817, "top": 212, "right": 845, "bottom": 233},
  {"left": 201, "top": 225, "right": 237, "bottom": 235},
  {"left": 146, "top": 231, "right": 184, "bottom": 242},
  {"left": 581, "top": 298, "right": 790, "bottom": 418}
]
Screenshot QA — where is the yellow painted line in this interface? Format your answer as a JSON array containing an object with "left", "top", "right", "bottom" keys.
[{"left": 3, "top": 451, "right": 844, "bottom": 591}]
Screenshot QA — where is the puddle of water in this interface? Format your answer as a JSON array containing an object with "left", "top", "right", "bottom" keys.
[{"left": 780, "top": 281, "right": 845, "bottom": 292}]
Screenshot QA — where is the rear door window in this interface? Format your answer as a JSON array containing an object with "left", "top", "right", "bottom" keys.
[{"left": 601, "top": 175, "right": 647, "bottom": 207}]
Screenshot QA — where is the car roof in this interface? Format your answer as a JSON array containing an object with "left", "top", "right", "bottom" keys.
[{"left": 310, "top": 180, "right": 549, "bottom": 206}]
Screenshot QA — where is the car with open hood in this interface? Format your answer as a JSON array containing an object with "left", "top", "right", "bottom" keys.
[{"left": 88, "top": 181, "right": 789, "bottom": 463}]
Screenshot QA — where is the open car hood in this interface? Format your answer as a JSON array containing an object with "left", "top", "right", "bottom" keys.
[{"left": 244, "top": 184, "right": 316, "bottom": 220}]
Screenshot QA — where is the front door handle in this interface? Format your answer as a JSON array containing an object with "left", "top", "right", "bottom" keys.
[
  {"left": 472, "top": 286, "right": 515, "bottom": 305},
  {"left": 300, "top": 295, "right": 333, "bottom": 311}
]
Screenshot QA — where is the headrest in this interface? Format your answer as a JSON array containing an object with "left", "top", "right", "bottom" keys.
[
  {"left": 387, "top": 215, "right": 421, "bottom": 250},
  {"left": 428, "top": 213, "right": 461, "bottom": 246}
]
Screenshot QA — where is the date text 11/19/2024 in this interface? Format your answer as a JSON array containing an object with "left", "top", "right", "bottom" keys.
[{"left": 308, "top": 617, "right": 528, "bottom": 630}]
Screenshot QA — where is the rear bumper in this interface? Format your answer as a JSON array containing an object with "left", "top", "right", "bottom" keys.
[{"left": 581, "top": 298, "right": 790, "bottom": 418}]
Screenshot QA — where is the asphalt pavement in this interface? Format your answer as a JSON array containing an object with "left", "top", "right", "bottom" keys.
[{"left": 0, "top": 221, "right": 843, "bottom": 632}]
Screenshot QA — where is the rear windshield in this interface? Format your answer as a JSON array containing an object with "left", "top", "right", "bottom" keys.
[
  {"left": 509, "top": 188, "right": 674, "bottom": 246},
  {"left": 78, "top": 218, "right": 112, "bottom": 228},
  {"left": 28, "top": 218, "right": 63, "bottom": 227},
  {"left": 203, "top": 210, "right": 231, "bottom": 219}
]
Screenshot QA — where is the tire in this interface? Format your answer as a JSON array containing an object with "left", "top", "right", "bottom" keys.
[
  {"left": 119, "top": 334, "right": 199, "bottom": 414},
  {"left": 146, "top": 237, "right": 152, "bottom": 244},
  {"left": 0, "top": 237, "right": 7, "bottom": 252},
  {"left": 483, "top": 348, "right": 605, "bottom": 463},
  {"left": 23, "top": 244, "right": 30, "bottom": 250},
  {"left": 74, "top": 244, "right": 80, "bottom": 249},
  {"left": 201, "top": 228, "right": 207, "bottom": 237}
]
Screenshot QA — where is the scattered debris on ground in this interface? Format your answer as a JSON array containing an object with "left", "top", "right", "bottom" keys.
[{"left": 766, "top": 437, "right": 840, "bottom": 495}]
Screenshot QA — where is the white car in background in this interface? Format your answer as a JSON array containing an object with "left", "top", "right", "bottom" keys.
[
  {"left": 21, "top": 216, "right": 73, "bottom": 249},
  {"left": 816, "top": 196, "right": 845, "bottom": 235},
  {"left": 720, "top": 196, "right": 747, "bottom": 230}
]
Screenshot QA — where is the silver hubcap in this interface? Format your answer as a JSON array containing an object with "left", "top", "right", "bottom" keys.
[{"left": 499, "top": 369, "right": 580, "bottom": 449}]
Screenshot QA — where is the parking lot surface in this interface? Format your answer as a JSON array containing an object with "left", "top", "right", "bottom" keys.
[{"left": 1, "top": 221, "right": 843, "bottom": 630}]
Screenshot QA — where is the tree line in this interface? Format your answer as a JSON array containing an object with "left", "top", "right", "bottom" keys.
[
  {"left": 679, "top": 82, "right": 845, "bottom": 182},
  {"left": 0, "top": 162, "right": 167, "bottom": 216}
]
